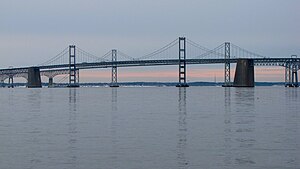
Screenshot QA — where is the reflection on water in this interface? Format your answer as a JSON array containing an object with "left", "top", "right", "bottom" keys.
[
  {"left": 223, "top": 87, "right": 233, "bottom": 168},
  {"left": 26, "top": 89, "right": 43, "bottom": 169},
  {"left": 111, "top": 88, "right": 118, "bottom": 112},
  {"left": 284, "top": 88, "right": 300, "bottom": 168},
  {"left": 69, "top": 88, "right": 77, "bottom": 105},
  {"left": 28, "top": 89, "right": 42, "bottom": 113},
  {"left": 234, "top": 88, "right": 255, "bottom": 113},
  {"left": 110, "top": 88, "right": 119, "bottom": 169},
  {"left": 68, "top": 88, "right": 78, "bottom": 168},
  {"left": 0, "top": 87, "right": 299, "bottom": 169},
  {"left": 235, "top": 88, "right": 256, "bottom": 166},
  {"left": 223, "top": 88, "right": 257, "bottom": 167},
  {"left": 177, "top": 88, "right": 188, "bottom": 169},
  {"left": 285, "top": 87, "right": 298, "bottom": 100}
]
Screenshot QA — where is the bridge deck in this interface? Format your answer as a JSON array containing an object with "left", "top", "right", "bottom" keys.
[{"left": 1, "top": 58, "right": 299, "bottom": 75}]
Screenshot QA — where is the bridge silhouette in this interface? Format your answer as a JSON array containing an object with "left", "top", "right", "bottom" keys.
[{"left": 0, "top": 37, "right": 299, "bottom": 88}]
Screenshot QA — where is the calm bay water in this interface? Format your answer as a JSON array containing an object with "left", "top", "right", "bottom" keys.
[{"left": 0, "top": 87, "right": 299, "bottom": 169}]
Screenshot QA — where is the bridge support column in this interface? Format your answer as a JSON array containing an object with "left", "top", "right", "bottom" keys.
[
  {"left": 110, "top": 49, "right": 119, "bottom": 87},
  {"left": 0, "top": 79, "right": 4, "bottom": 88},
  {"left": 291, "top": 69, "right": 298, "bottom": 87},
  {"left": 8, "top": 76, "right": 14, "bottom": 88},
  {"left": 176, "top": 37, "right": 189, "bottom": 87},
  {"left": 285, "top": 62, "right": 292, "bottom": 87},
  {"left": 233, "top": 59, "right": 255, "bottom": 87},
  {"left": 48, "top": 77, "right": 54, "bottom": 88},
  {"left": 285, "top": 57, "right": 299, "bottom": 87},
  {"left": 27, "top": 67, "right": 42, "bottom": 88},
  {"left": 68, "top": 45, "right": 79, "bottom": 87}
]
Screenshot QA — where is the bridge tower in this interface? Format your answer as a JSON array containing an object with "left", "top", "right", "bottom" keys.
[
  {"left": 222, "top": 42, "right": 232, "bottom": 87},
  {"left": 68, "top": 45, "right": 79, "bottom": 87},
  {"left": 110, "top": 49, "right": 119, "bottom": 87},
  {"left": 176, "top": 37, "right": 189, "bottom": 87}
]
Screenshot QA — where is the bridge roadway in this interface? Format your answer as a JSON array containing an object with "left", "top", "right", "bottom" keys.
[{"left": 0, "top": 58, "right": 299, "bottom": 75}]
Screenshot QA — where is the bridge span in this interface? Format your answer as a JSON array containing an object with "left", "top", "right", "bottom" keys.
[{"left": 0, "top": 37, "right": 299, "bottom": 88}]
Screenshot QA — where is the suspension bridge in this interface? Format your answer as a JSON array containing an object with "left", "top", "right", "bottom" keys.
[{"left": 0, "top": 37, "right": 299, "bottom": 88}]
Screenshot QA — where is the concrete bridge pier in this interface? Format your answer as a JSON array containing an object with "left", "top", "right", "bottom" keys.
[
  {"left": 0, "top": 80, "right": 5, "bottom": 88},
  {"left": 233, "top": 59, "right": 255, "bottom": 87},
  {"left": 27, "top": 67, "right": 42, "bottom": 88},
  {"left": 291, "top": 70, "right": 299, "bottom": 87},
  {"left": 48, "top": 77, "right": 54, "bottom": 88},
  {"left": 285, "top": 62, "right": 299, "bottom": 87},
  {"left": 8, "top": 76, "right": 14, "bottom": 88},
  {"left": 287, "top": 65, "right": 299, "bottom": 87}
]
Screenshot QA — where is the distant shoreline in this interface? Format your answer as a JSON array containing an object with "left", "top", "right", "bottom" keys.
[{"left": 1, "top": 82, "right": 286, "bottom": 88}]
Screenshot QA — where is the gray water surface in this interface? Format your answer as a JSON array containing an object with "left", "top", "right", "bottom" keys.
[{"left": 0, "top": 87, "right": 299, "bottom": 169}]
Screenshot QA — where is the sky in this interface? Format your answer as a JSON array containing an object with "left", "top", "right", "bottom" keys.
[{"left": 1, "top": 0, "right": 300, "bottom": 82}]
